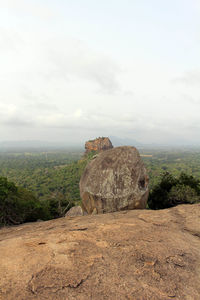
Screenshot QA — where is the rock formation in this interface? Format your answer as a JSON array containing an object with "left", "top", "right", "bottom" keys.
[
  {"left": 80, "top": 146, "right": 149, "bottom": 214},
  {"left": 0, "top": 204, "right": 200, "bottom": 299},
  {"left": 65, "top": 206, "right": 86, "bottom": 217},
  {"left": 85, "top": 137, "right": 113, "bottom": 154}
]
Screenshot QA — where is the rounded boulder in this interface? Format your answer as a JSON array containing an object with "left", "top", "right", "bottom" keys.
[{"left": 80, "top": 146, "right": 149, "bottom": 214}]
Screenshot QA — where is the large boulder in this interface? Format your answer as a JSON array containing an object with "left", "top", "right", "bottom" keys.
[{"left": 80, "top": 146, "right": 149, "bottom": 214}]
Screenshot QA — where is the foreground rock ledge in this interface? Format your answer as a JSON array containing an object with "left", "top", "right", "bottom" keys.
[{"left": 0, "top": 204, "right": 200, "bottom": 300}]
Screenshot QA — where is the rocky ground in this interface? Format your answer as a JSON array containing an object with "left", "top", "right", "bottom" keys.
[{"left": 0, "top": 204, "right": 200, "bottom": 300}]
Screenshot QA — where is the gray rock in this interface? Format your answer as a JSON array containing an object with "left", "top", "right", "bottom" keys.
[
  {"left": 65, "top": 206, "right": 86, "bottom": 217},
  {"left": 80, "top": 146, "right": 149, "bottom": 214}
]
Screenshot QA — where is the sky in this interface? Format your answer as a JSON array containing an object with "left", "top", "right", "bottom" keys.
[{"left": 0, "top": 0, "right": 200, "bottom": 146}]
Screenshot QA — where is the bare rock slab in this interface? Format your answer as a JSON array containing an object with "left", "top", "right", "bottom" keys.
[
  {"left": 80, "top": 146, "right": 149, "bottom": 214},
  {"left": 0, "top": 204, "right": 200, "bottom": 299}
]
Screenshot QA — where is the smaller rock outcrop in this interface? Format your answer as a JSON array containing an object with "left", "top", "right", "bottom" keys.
[
  {"left": 80, "top": 146, "right": 149, "bottom": 214},
  {"left": 85, "top": 137, "right": 113, "bottom": 154},
  {"left": 65, "top": 206, "right": 86, "bottom": 217}
]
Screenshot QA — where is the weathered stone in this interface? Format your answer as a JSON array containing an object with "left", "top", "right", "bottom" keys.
[
  {"left": 85, "top": 137, "right": 113, "bottom": 154},
  {"left": 0, "top": 204, "right": 200, "bottom": 300},
  {"left": 80, "top": 146, "right": 149, "bottom": 214},
  {"left": 65, "top": 206, "right": 86, "bottom": 217}
]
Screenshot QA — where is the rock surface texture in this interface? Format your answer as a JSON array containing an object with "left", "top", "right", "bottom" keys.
[
  {"left": 80, "top": 146, "right": 149, "bottom": 214},
  {"left": 65, "top": 206, "right": 86, "bottom": 217},
  {"left": 85, "top": 137, "right": 113, "bottom": 154},
  {"left": 0, "top": 204, "right": 200, "bottom": 299}
]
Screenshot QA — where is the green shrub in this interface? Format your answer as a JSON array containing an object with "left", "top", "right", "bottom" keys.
[
  {"left": 47, "top": 195, "right": 74, "bottom": 219},
  {"left": 0, "top": 177, "right": 50, "bottom": 226},
  {"left": 148, "top": 172, "right": 200, "bottom": 209},
  {"left": 168, "top": 184, "right": 199, "bottom": 206}
]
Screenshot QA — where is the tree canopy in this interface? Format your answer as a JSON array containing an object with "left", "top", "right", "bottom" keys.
[{"left": 148, "top": 172, "right": 200, "bottom": 209}]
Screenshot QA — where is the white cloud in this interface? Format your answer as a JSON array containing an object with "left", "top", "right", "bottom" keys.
[
  {"left": 0, "top": 30, "right": 121, "bottom": 97},
  {"left": 0, "top": 0, "right": 56, "bottom": 19},
  {"left": 43, "top": 38, "right": 121, "bottom": 94},
  {"left": 173, "top": 70, "right": 200, "bottom": 86},
  {"left": 73, "top": 109, "right": 83, "bottom": 118}
]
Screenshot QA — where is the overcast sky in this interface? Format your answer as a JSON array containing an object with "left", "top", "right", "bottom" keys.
[{"left": 0, "top": 0, "right": 200, "bottom": 146}]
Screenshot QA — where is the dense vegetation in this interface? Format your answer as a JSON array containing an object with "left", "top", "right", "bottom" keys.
[
  {"left": 0, "top": 148, "right": 200, "bottom": 225},
  {"left": 0, "top": 150, "right": 95, "bottom": 226},
  {"left": 0, "top": 174, "right": 77, "bottom": 226},
  {"left": 0, "top": 177, "right": 49, "bottom": 225},
  {"left": 148, "top": 172, "right": 200, "bottom": 209},
  {"left": 140, "top": 148, "right": 200, "bottom": 189},
  {"left": 0, "top": 151, "right": 83, "bottom": 203}
]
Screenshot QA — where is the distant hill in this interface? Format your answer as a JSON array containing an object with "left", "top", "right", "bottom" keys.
[{"left": 109, "top": 137, "right": 200, "bottom": 150}]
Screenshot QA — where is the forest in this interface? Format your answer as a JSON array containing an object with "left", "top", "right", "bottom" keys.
[{"left": 0, "top": 148, "right": 200, "bottom": 225}]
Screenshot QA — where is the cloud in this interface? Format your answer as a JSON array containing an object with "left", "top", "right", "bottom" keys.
[
  {"left": 44, "top": 38, "right": 121, "bottom": 94},
  {"left": 0, "top": 103, "right": 34, "bottom": 127},
  {"left": 172, "top": 70, "right": 200, "bottom": 86},
  {"left": 3, "top": 117, "right": 34, "bottom": 127},
  {"left": 179, "top": 94, "right": 200, "bottom": 105},
  {"left": 0, "top": 101, "right": 200, "bottom": 145},
  {"left": 0, "top": 29, "right": 121, "bottom": 95},
  {"left": 0, "top": 0, "right": 57, "bottom": 19},
  {"left": 20, "top": 89, "right": 59, "bottom": 112},
  {"left": 0, "top": 28, "right": 23, "bottom": 53}
]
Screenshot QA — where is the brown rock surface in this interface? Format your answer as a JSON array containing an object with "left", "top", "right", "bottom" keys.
[
  {"left": 80, "top": 146, "right": 149, "bottom": 214},
  {"left": 0, "top": 204, "right": 200, "bottom": 300},
  {"left": 85, "top": 137, "right": 113, "bottom": 153}
]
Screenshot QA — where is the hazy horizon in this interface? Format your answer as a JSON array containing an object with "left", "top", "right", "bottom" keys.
[
  {"left": 1, "top": 136, "right": 200, "bottom": 150},
  {"left": 0, "top": 1, "right": 200, "bottom": 146}
]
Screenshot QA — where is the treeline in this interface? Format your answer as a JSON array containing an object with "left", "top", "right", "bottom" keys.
[
  {"left": 0, "top": 151, "right": 95, "bottom": 226},
  {"left": 0, "top": 151, "right": 84, "bottom": 203},
  {"left": 0, "top": 176, "right": 76, "bottom": 226},
  {"left": 141, "top": 149, "right": 200, "bottom": 189}
]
